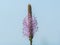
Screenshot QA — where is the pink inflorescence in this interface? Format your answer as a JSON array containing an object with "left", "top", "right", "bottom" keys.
[{"left": 23, "top": 14, "right": 38, "bottom": 38}]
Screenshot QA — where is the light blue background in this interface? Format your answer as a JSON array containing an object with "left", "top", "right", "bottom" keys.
[{"left": 0, "top": 0, "right": 60, "bottom": 45}]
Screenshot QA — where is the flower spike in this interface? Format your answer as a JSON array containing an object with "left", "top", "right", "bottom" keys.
[{"left": 23, "top": 4, "right": 38, "bottom": 45}]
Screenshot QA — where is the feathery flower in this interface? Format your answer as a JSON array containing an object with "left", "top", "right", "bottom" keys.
[{"left": 23, "top": 4, "right": 38, "bottom": 45}]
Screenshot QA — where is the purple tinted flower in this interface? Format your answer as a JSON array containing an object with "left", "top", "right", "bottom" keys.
[
  {"left": 23, "top": 4, "right": 38, "bottom": 45},
  {"left": 23, "top": 15, "right": 38, "bottom": 37}
]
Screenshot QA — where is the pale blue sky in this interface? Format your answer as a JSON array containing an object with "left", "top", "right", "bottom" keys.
[{"left": 0, "top": 0, "right": 60, "bottom": 45}]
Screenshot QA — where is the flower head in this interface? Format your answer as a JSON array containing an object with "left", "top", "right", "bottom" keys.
[{"left": 23, "top": 4, "right": 38, "bottom": 39}]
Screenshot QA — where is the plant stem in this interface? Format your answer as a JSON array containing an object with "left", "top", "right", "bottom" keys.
[{"left": 29, "top": 38, "right": 32, "bottom": 45}]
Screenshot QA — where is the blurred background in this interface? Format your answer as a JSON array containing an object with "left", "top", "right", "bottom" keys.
[{"left": 0, "top": 0, "right": 60, "bottom": 45}]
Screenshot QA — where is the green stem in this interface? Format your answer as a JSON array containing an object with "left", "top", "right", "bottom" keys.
[{"left": 29, "top": 38, "right": 32, "bottom": 45}]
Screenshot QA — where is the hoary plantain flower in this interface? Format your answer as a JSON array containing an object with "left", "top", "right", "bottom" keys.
[{"left": 23, "top": 4, "right": 38, "bottom": 45}]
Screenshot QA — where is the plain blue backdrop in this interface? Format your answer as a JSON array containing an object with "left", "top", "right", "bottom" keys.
[{"left": 0, "top": 0, "right": 60, "bottom": 45}]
